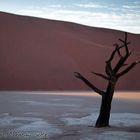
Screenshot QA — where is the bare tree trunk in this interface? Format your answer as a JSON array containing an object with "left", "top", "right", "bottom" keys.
[
  {"left": 95, "top": 82, "right": 115, "bottom": 127},
  {"left": 74, "top": 32, "right": 140, "bottom": 127}
]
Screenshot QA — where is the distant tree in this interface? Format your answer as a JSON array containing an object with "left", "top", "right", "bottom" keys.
[{"left": 74, "top": 32, "right": 140, "bottom": 128}]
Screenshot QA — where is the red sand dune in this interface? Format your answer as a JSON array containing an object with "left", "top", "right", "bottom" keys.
[{"left": 0, "top": 12, "right": 140, "bottom": 91}]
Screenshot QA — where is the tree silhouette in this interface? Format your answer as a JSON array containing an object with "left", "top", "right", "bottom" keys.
[{"left": 74, "top": 32, "right": 140, "bottom": 128}]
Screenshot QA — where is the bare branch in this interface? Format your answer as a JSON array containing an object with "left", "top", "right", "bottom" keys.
[
  {"left": 113, "top": 56, "right": 127, "bottom": 73},
  {"left": 116, "top": 42, "right": 131, "bottom": 56},
  {"left": 113, "top": 33, "right": 132, "bottom": 74},
  {"left": 113, "top": 42, "right": 130, "bottom": 58},
  {"left": 119, "top": 32, "right": 127, "bottom": 43},
  {"left": 74, "top": 72, "right": 105, "bottom": 96},
  {"left": 124, "top": 32, "right": 129, "bottom": 54},
  {"left": 119, "top": 38, "right": 125, "bottom": 43},
  {"left": 118, "top": 32, "right": 130, "bottom": 55},
  {"left": 122, "top": 63, "right": 128, "bottom": 67},
  {"left": 74, "top": 72, "right": 84, "bottom": 80},
  {"left": 117, "top": 48, "right": 122, "bottom": 57},
  {"left": 113, "top": 44, "right": 121, "bottom": 56},
  {"left": 121, "top": 42, "right": 131, "bottom": 46},
  {"left": 105, "top": 61, "right": 113, "bottom": 76},
  {"left": 113, "top": 52, "right": 131, "bottom": 73},
  {"left": 106, "top": 40, "right": 130, "bottom": 65},
  {"left": 125, "top": 32, "right": 127, "bottom": 42},
  {"left": 117, "top": 61, "right": 140, "bottom": 77},
  {"left": 106, "top": 46, "right": 118, "bottom": 63},
  {"left": 91, "top": 72, "right": 109, "bottom": 80}
]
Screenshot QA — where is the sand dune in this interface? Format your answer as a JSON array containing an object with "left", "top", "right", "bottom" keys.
[{"left": 0, "top": 12, "right": 140, "bottom": 90}]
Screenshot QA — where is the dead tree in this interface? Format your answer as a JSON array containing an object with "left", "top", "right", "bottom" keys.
[{"left": 74, "top": 32, "right": 140, "bottom": 128}]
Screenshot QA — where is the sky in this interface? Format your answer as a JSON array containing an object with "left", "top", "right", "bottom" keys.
[{"left": 0, "top": 0, "right": 140, "bottom": 33}]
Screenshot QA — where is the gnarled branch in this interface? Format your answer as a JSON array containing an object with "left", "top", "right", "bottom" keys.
[
  {"left": 106, "top": 46, "right": 118, "bottom": 63},
  {"left": 91, "top": 72, "right": 109, "bottom": 80},
  {"left": 74, "top": 72, "right": 105, "bottom": 96},
  {"left": 113, "top": 33, "right": 131, "bottom": 73},
  {"left": 117, "top": 61, "right": 140, "bottom": 77},
  {"left": 113, "top": 43, "right": 122, "bottom": 57},
  {"left": 105, "top": 61, "right": 113, "bottom": 77}
]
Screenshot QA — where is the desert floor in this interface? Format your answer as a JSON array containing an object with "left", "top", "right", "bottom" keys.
[{"left": 0, "top": 91, "right": 140, "bottom": 140}]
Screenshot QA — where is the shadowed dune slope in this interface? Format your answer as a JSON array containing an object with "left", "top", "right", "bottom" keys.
[{"left": 0, "top": 12, "right": 140, "bottom": 90}]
